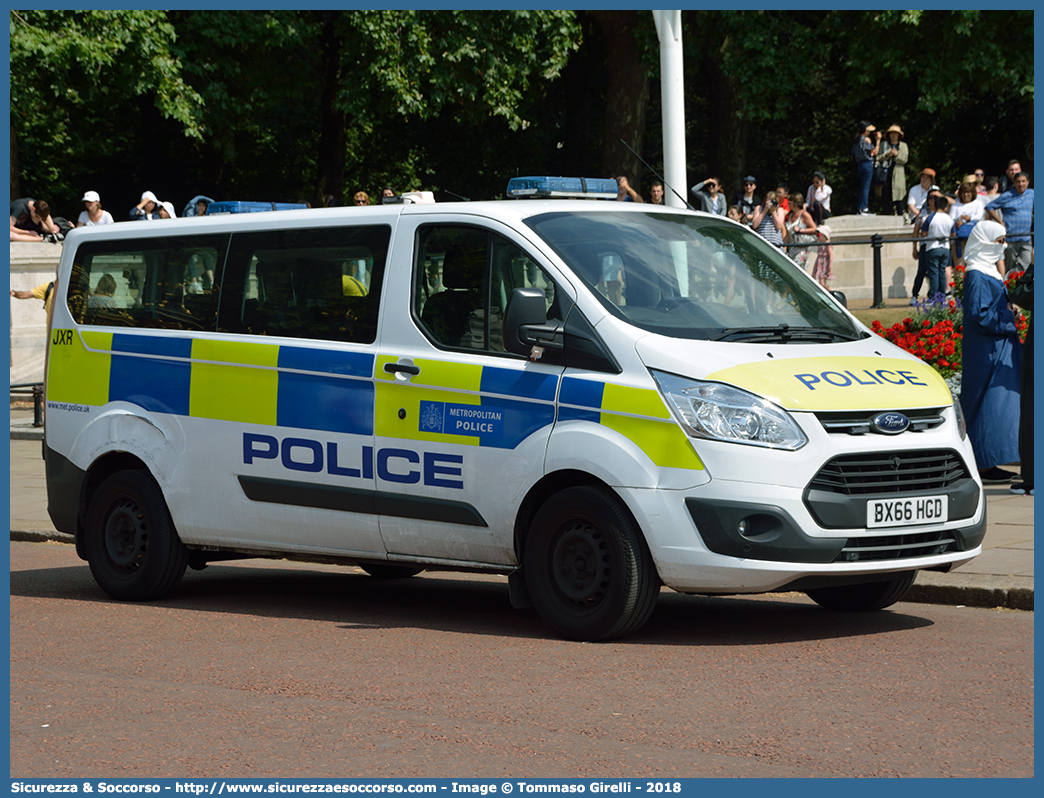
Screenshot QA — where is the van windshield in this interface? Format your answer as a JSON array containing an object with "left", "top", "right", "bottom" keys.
[{"left": 525, "top": 210, "right": 866, "bottom": 343}]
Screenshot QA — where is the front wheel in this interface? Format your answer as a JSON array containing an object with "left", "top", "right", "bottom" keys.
[
  {"left": 85, "top": 470, "right": 188, "bottom": 601},
  {"left": 805, "top": 571, "right": 916, "bottom": 612},
  {"left": 524, "top": 485, "right": 660, "bottom": 641}
]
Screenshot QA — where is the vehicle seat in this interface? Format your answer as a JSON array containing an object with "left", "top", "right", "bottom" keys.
[{"left": 421, "top": 245, "right": 485, "bottom": 347}]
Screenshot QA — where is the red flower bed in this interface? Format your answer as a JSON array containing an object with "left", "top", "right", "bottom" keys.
[
  {"left": 871, "top": 317, "right": 962, "bottom": 378},
  {"left": 871, "top": 266, "right": 1029, "bottom": 379}
]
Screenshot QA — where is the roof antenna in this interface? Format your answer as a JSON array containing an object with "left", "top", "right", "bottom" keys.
[
  {"left": 620, "top": 138, "right": 694, "bottom": 211},
  {"left": 442, "top": 189, "right": 471, "bottom": 202}
]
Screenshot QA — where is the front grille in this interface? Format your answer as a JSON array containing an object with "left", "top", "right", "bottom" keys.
[
  {"left": 833, "top": 530, "right": 959, "bottom": 562},
  {"left": 815, "top": 407, "right": 946, "bottom": 435},
  {"left": 810, "top": 449, "right": 969, "bottom": 496}
]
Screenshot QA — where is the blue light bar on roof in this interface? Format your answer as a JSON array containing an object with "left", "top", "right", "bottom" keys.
[{"left": 506, "top": 176, "right": 618, "bottom": 200}]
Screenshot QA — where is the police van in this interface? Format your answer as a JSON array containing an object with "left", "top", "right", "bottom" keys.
[{"left": 43, "top": 179, "right": 985, "bottom": 640}]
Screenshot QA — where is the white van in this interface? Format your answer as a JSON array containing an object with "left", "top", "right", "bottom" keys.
[{"left": 44, "top": 186, "right": 985, "bottom": 640}]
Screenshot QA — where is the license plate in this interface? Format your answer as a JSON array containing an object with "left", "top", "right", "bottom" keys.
[{"left": 867, "top": 495, "right": 948, "bottom": 528}]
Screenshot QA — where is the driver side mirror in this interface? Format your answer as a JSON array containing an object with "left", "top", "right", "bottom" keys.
[
  {"left": 830, "top": 290, "right": 847, "bottom": 308},
  {"left": 504, "top": 287, "right": 564, "bottom": 356}
]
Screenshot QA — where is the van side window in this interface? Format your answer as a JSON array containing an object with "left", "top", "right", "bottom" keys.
[
  {"left": 415, "top": 226, "right": 560, "bottom": 353},
  {"left": 219, "top": 225, "right": 390, "bottom": 344},
  {"left": 66, "top": 235, "right": 230, "bottom": 331}
]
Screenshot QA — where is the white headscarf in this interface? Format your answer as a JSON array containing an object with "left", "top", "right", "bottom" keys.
[{"left": 962, "top": 220, "right": 1007, "bottom": 281}]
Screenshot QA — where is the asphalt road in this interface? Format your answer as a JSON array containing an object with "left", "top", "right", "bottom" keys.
[{"left": 10, "top": 540, "right": 1033, "bottom": 779}]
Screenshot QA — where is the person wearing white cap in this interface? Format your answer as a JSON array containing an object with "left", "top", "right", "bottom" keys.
[
  {"left": 76, "top": 191, "right": 114, "bottom": 227},
  {"left": 157, "top": 201, "right": 177, "bottom": 219},
  {"left": 130, "top": 190, "right": 161, "bottom": 221}
]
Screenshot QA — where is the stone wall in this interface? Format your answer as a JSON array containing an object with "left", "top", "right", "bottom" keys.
[
  {"left": 10, "top": 241, "right": 62, "bottom": 385},
  {"left": 825, "top": 214, "right": 919, "bottom": 303}
]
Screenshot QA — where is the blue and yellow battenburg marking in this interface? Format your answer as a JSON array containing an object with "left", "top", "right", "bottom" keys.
[
  {"left": 48, "top": 330, "right": 376, "bottom": 435},
  {"left": 374, "top": 355, "right": 557, "bottom": 450},
  {"left": 706, "top": 356, "right": 952, "bottom": 411},
  {"left": 47, "top": 330, "right": 703, "bottom": 471},
  {"left": 559, "top": 377, "right": 704, "bottom": 471}
]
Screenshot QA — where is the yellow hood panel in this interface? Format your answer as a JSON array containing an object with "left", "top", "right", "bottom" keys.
[{"left": 706, "top": 356, "right": 951, "bottom": 411}]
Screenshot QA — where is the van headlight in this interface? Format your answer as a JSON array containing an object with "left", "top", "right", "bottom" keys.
[
  {"left": 950, "top": 390, "right": 967, "bottom": 441},
  {"left": 652, "top": 371, "right": 807, "bottom": 450}
]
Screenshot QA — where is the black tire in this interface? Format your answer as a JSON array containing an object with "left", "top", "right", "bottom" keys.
[
  {"left": 85, "top": 470, "right": 188, "bottom": 601},
  {"left": 523, "top": 485, "right": 660, "bottom": 641},
  {"left": 359, "top": 563, "right": 424, "bottom": 579},
  {"left": 805, "top": 571, "right": 916, "bottom": 612}
]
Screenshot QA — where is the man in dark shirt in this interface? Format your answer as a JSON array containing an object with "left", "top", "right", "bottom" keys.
[
  {"left": 10, "top": 198, "right": 60, "bottom": 242},
  {"left": 731, "top": 176, "right": 762, "bottom": 227},
  {"left": 998, "top": 159, "right": 1022, "bottom": 194}
]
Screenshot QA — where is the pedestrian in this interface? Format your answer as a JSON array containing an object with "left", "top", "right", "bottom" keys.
[
  {"left": 76, "top": 191, "right": 114, "bottom": 227},
  {"left": 751, "top": 192, "right": 784, "bottom": 248},
  {"left": 907, "top": 168, "right": 937, "bottom": 226},
  {"left": 183, "top": 195, "right": 215, "bottom": 218},
  {"left": 130, "top": 191, "right": 161, "bottom": 221},
  {"left": 614, "top": 176, "right": 643, "bottom": 203},
  {"left": 950, "top": 180, "right": 985, "bottom": 263},
  {"left": 811, "top": 225, "right": 834, "bottom": 289},
  {"left": 985, "top": 171, "right": 1033, "bottom": 274},
  {"left": 851, "top": 121, "right": 880, "bottom": 215},
  {"left": 981, "top": 176, "right": 1003, "bottom": 210},
  {"left": 999, "top": 159, "right": 1022, "bottom": 194},
  {"left": 731, "top": 176, "right": 761, "bottom": 227},
  {"left": 959, "top": 220, "right": 1021, "bottom": 483},
  {"left": 10, "top": 198, "right": 62, "bottom": 242},
  {"left": 783, "top": 193, "right": 818, "bottom": 271},
  {"left": 689, "top": 177, "right": 726, "bottom": 215},
  {"left": 648, "top": 180, "right": 665, "bottom": 205},
  {"left": 876, "top": 124, "right": 909, "bottom": 217},
  {"left": 805, "top": 171, "right": 832, "bottom": 223},
  {"left": 10, "top": 280, "right": 56, "bottom": 315},
  {"left": 353, "top": 191, "right": 370, "bottom": 206},
  {"left": 919, "top": 193, "right": 954, "bottom": 300},
  {"left": 1007, "top": 263, "right": 1033, "bottom": 495},
  {"left": 972, "top": 168, "right": 987, "bottom": 197}
]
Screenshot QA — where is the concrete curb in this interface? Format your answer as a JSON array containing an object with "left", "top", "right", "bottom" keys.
[
  {"left": 10, "top": 528, "right": 1032, "bottom": 612},
  {"left": 11, "top": 529, "right": 75, "bottom": 545}
]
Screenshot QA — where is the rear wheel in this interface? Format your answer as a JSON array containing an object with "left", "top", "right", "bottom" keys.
[
  {"left": 524, "top": 485, "right": 659, "bottom": 641},
  {"left": 359, "top": 563, "right": 424, "bottom": 579},
  {"left": 85, "top": 470, "right": 188, "bottom": 601},
  {"left": 805, "top": 571, "right": 916, "bottom": 611}
]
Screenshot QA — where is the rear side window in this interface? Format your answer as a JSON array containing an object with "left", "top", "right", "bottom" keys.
[
  {"left": 219, "top": 225, "right": 390, "bottom": 344},
  {"left": 67, "top": 234, "right": 230, "bottom": 331}
]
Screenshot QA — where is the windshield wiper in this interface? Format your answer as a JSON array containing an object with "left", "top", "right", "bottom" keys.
[{"left": 711, "top": 324, "right": 865, "bottom": 343}]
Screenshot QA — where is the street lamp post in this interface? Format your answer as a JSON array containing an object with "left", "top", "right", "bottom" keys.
[{"left": 652, "top": 10, "right": 686, "bottom": 208}]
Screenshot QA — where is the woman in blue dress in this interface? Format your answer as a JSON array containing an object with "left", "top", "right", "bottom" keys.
[{"left": 960, "top": 220, "right": 1022, "bottom": 482}]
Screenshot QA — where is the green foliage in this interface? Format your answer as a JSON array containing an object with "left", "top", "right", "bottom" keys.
[
  {"left": 9, "top": 10, "right": 1032, "bottom": 218},
  {"left": 685, "top": 10, "right": 1034, "bottom": 212},
  {"left": 10, "top": 10, "right": 204, "bottom": 201}
]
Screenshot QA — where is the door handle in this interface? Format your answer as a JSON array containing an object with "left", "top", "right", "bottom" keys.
[{"left": 383, "top": 362, "right": 420, "bottom": 376}]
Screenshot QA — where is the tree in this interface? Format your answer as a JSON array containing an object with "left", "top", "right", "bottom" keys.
[
  {"left": 9, "top": 10, "right": 203, "bottom": 205},
  {"left": 318, "top": 10, "right": 582, "bottom": 202}
]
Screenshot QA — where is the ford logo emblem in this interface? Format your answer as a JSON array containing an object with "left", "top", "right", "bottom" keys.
[{"left": 872, "top": 412, "right": 910, "bottom": 435}]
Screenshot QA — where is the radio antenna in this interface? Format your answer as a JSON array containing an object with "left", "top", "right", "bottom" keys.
[{"left": 620, "top": 138, "right": 694, "bottom": 211}]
